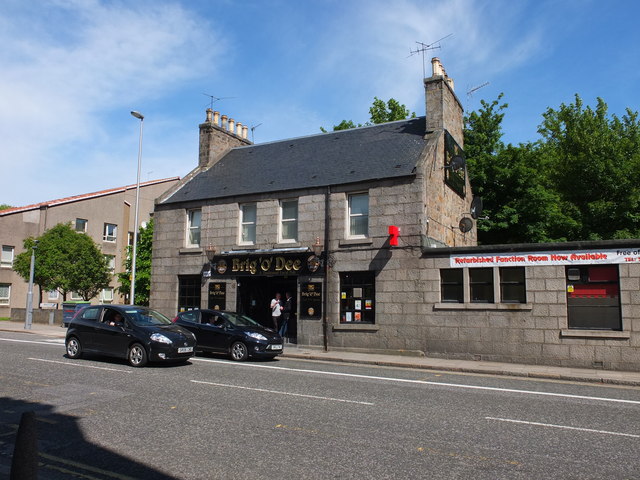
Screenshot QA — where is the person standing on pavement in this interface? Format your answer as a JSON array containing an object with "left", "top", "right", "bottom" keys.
[
  {"left": 279, "top": 292, "right": 293, "bottom": 339},
  {"left": 270, "top": 293, "right": 283, "bottom": 331}
]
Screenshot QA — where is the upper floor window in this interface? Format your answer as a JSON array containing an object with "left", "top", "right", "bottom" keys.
[
  {"left": 103, "top": 223, "right": 117, "bottom": 242},
  {"left": 75, "top": 218, "right": 88, "bottom": 233},
  {"left": 187, "top": 209, "right": 202, "bottom": 247},
  {"left": 104, "top": 255, "right": 116, "bottom": 272},
  {"left": 348, "top": 192, "right": 369, "bottom": 238},
  {"left": 128, "top": 231, "right": 135, "bottom": 247},
  {"left": 101, "top": 287, "right": 114, "bottom": 303},
  {"left": 240, "top": 204, "right": 257, "bottom": 244},
  {"left": 1, "top": 245, "right": 14, "bottom": 268},
  {"left": 48, "top": 289, "right": 59, "bottom": 300},
  {"left": 0, "top": 284, "right": 10, "bottom": 305},
  {"left": 280, "top": 199, "right": 298, "bottom": 242},
  {"left": 70, "top": 291, "right": 83, "bottom": 301}
]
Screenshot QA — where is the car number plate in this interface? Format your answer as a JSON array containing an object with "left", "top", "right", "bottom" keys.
[
  {"left": 270, "top": 344, "right": 282, "bottom": 350},
  {"left": 178, "top": 347, "right": 193, "bottom": 353}
]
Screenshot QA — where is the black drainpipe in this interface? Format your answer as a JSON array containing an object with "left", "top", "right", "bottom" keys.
[{"left": 322, "top": 185, "right": 331, "bottom": 351}]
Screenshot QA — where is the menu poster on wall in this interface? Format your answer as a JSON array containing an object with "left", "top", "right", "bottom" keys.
[
  {"left": 300, "top": 282, "right": 322, "bottom": 319},
  {"left": 354, "top": 312, "right": 362, "bottom": 321},
  {"left": 365, "top": 300, "right": 372, "bottom": 310},
  {"left": 341, "top": 292, "right": 347, "bottom": 299},
  {"left": 354, "top": 300, "right": 362, "bottom": 310},
  {"left": 345, "top": 312, "right": 352, "bottom": 322}
]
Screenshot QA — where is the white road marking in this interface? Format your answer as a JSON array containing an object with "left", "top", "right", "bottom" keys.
[
  {"left": 0, "top": 337, "right": 64, "bottom": 347},
  {"left": 191, "top": 379, "right": 374, "bottom": 405},
  {"left": 486, "top": 417, "right": 640, "bottom": 438},
  {"left": 191, "top": 357, "right": 640, "bottom": 406},
  {"left": 29, "top": 358, "right": 131, "bottom": 373}
]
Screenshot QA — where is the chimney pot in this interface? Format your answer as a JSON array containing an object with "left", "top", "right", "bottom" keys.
[
  {"left": 236, "top": 122, "right": 243, "bottom": 136},
  {"left": 242, "top": 125, "right": 249, "bottom": 139},
  {"left": 229, "top": 118, "right": 235, "bottom": 133},
  {"left": 213, "top": 110, "right": 220, "bottom": 126},
  {"left": 221, "top": 114, "right": 228, "bottom": 130},
  {"left": 206, "top": 108, "right": 213, "bottom": 123},
  {"left": 431, "top": 57, "right": 444, "bottom": 77}
]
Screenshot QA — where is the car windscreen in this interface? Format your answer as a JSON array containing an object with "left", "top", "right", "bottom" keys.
[
  {"left": 223, "top": 312, "right": 263, "bottom": 328},
  {"left": 124, "top": 308, "right": 172, "bottom": 326}
]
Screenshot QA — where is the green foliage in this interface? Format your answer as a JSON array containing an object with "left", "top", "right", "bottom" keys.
[
  {"left": 465, "top": 93, "right": 640, "bottom": 244},
  {"left": 117, "top": 219, "right": 154, "bottom": 306},
  {"left": 0, "top": 204, "right": 12, "bottom": 211},
  {"left": 13, "top": 223, "right": 111, "bottom": 301},
  {"left": 321, "top": 97, "right": 415, "bottom": 132}
]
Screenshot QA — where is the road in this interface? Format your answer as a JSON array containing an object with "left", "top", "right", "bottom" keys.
[{"left": 0, "top": 331, "right": 639, "bottom": 479}]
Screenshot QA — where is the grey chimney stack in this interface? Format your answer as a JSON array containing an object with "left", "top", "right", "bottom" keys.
[
  {"left": 198, "top": 109, "right": 253, "bottom": 168},
  {"left": 424, "top": 57, "right": 463, "bottom": 143}
]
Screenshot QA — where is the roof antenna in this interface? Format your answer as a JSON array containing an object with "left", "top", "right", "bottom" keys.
[
  {"left": 467, "top": 82, "right": 490, "bottom": 98},
  {"left": 250, "top": 123, "right": 262, "bottom": 143},
  {"left": 202, "top": 93, "right": 237, "bottom": 110},
  {"left": 409, "top": 33, "right": 452, "bottom": 78}
]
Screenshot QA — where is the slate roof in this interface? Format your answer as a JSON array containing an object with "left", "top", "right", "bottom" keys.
[{"left": 161, "top": 116, "right": 430, "bottom": 205}]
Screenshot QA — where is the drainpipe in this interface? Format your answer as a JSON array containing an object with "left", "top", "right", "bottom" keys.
[{"left": 322, "top": 186, "right": 331, "bottom": 351}]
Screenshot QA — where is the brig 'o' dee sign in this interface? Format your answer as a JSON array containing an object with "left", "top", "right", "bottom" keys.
[{"left": 450, "top": 248, "right": 640, "bottom": 268}]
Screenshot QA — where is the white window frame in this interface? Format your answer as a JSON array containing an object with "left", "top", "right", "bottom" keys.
[
  {"left": 103, "top": 223, "right": 117, "bottom": 242},
  {"left": 101, "top": 287, "right": 114, "bottom": 303},
  {"left": 48, "top": 289, "right": 59, "bottom": 300},
  {"left": 187, "top": 209, "right": 202, "bottom": 247},
  {"left": 75, "top": 218, "right": 88, "bottom": 233},
  {"left": 70, "top": 291, "right": 83, "bottom": 301},
  {"left": 240, "top": 204, "right": 257, "bottom": 245},
  {"left": 1, "top": 245, "right": 14, "bottom": 268},
  {"left": 104, "top": 254, "right": 116, "bottom": 272},
  {"left": 347, "top": 192, "right": 369, "bottom": 239},
  {"left": 0, "top": 284, "right": 10, "bottom": 305},
  {"left": 279, "top": 199, "right": 298, "bottom": 243}
]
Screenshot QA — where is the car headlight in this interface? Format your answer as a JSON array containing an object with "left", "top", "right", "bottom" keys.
[
  {"left": 150, "top": 333, "right": 172, "bottom": 344},
  {"left": 246, "top": 332, "right": 267, "bottom": 341}
]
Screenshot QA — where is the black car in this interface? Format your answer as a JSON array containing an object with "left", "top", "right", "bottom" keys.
[
  {"left": 172, "top": 309, "right": 283, "bottom": 361},
  {"left": 65, "top": 305, "right": 196, "bottom": 367}
]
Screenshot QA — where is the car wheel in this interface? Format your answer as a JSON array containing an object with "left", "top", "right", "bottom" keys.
[
  {"left": 128, "top": 343, "right": 148, "bottom": 367},
  {"left": 66, "top": 336, "right": 82, "bottom": 359},
  {"left": 230, "top": 341, "right": 248, "bottom": 361}
]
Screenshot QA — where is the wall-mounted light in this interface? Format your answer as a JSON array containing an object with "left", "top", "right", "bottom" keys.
[
  {"left": 312, "top": 237, "right": 323, "bottom": 256},
  {"left": 205, "top": 243, "right": 217, "bottom": 262}
]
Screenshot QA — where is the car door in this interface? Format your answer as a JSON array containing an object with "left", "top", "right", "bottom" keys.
[
  {"left": 197, "top": 311, "right": 230, "bottom": 353},
  {"left": 92, "top": 308, "right": 133, "bottom": 358},
  {"left": 72, "top": 306, "right": 103, "bottom": 351}
]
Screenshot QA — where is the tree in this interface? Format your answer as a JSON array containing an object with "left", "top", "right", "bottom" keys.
[
  {"left": 117, "top": 219, "right": 154, "bottom": 306},
  {"left": 13, "top": 223, "right": 111, "bottom": 301},
  {"left": 321, "top": 97, "right": 415, "bottom": 132},
  {"left": 0, "top": 204, "right": 12, "bottom": 211}
]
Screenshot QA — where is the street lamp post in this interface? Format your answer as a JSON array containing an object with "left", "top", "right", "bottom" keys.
[
  {"left": 130, "top": 111, "right": 144, "bottom": 305},
  {"left": 25, "top": 240, "right": 38, "bottom": 330}
]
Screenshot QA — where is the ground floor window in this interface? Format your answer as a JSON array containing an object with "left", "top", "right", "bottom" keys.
[
  {"left": 566, "top": 265, "right": 621, "bottom": 330},
  {"left": 339, "top": 271, "right": 375, "bottom": 323},
  {"left": 0, "top": 284, "right": 10, "bottom": 305},
  {"left": 440, "top": 269, "right": 463, "bottom": 303},
  {"left": 439, "top": 267, "right": 526, "bottom": 304},
  {"left": 499, "top": 267, "right": 526, "bottom": 303},
  {"left": 178, "top": 275, "right": 201, "bottom": 312},
  {"left": 469, "top": 268, "right": 494, "bottom": 303}
]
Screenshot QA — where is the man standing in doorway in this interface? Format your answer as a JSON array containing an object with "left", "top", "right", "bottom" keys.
[
  {"left": 279, "top": 291, "right": 293, "bottom": 339},
  {"left": 270, "top": 293, "right": 283, "bottom": 331}
]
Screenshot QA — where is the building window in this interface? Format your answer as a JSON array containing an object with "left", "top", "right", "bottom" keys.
[
  {"left": 70, "top": 291, "right": 83, "bottom": 301},
  {"left": 101, "top": 288, "right": 114, "bottom": 303},
  {"left": 339, "top": 271, "right": 375, "bottom": 323},
  {"left": 103, "top": 223, "right": 117, "bottom": 242},
  {"left": 128, "top": 231, "right": 135, "bottom": 247},
  {"left": 178, "top": 275, "right": 201, "bottom": 312},
  {"left": 440, "top": 269, "right": 463, "bottom": 303},
  {"left": 0, "top": 284, "right": 10, "bottom": 305},
  {"left": 240, "top": 204, "right": 257, "bottom": 244},
  {"left": 469, "top": 268, "right": 494, "bottom": 303},
  {"left": 348, "top": 193, "right": 369, "bottom": 238},
  {"left": 280, "top": 199, "right": 298, "bottom": 242},
  {"left": 104, "top": 255, "right": 116, "bottom": 272},
  {"left": 48, "top": 290, "right": 59, "bottom": 300},
  {"left": 500, "top": 267, "right": 526, "bottom": 303},
  {"left": 1, "top": 245, "right": 14, "bottom": 268},
  {"left": 566, "top": 265, "right": 621, "bottom": 330},
  {"left": 187, "top": 209, "right": 201, "bottom": 247},
  {"left": 75, "top": 218, "right": 88, "bottom": 233}
]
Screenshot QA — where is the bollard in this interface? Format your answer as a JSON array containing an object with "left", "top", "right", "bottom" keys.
[{"left": 10, "top": 411, "right": 38, "bottom": 480}]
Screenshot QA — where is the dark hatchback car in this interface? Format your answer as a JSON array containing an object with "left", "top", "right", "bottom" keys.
[
  {"left": 65, "top": 305, "right": 197, "bottom": 367},
  {"left": 172, "top": 309, "right": 283, "bottom": 361}
]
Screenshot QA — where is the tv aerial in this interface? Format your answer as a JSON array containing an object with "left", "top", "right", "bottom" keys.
[
  {"left": 467, "top": 82, "right": 489, "bottom": 99},
  {"left": 250, "top": 123, "right": 262, "bottom": 143},
  {"left": 202, "top": 93, "right": 237, "bottom": 110},
  {"left": 408, "top": 33, "right": 453, "bottom": 78}
]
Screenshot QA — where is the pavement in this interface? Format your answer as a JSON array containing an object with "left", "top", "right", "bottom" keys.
[{"left": 3, "top": 320, "right": 640, "bottom": 386}]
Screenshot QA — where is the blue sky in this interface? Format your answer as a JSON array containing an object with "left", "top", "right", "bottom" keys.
[{"left": 2, "top": 0, "right": 639, "bottom": 207}]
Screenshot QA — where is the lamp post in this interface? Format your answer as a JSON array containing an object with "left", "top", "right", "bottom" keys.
[
  {"left": 130, "top": 111, "right": 144, "bottom": 305},
  {"left": 24, "top": 240, "right": 38, "bottom": 330}
]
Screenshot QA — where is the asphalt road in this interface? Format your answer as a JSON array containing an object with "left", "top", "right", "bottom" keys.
[{"left": 1, "top": 331, "right": 639, "bottom": 479}]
